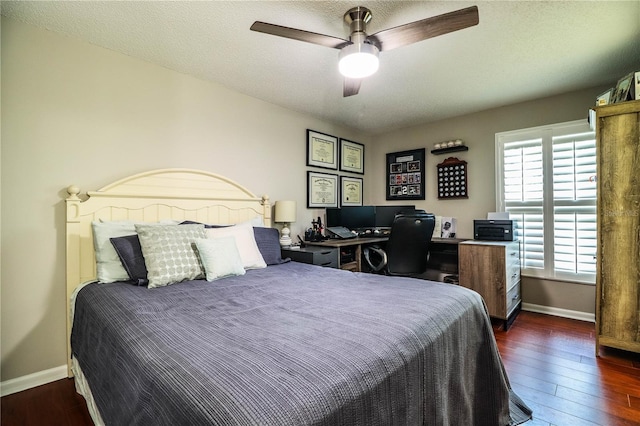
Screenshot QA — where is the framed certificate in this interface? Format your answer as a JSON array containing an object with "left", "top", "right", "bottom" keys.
[
  {"left": 341, "top": 176, "right": 363, "bottom": 206},
  {"left": 307, "top": 171, "right": 338, "bottom": 208},
  {"left": 339, "top": 139, "right": 364, "bottom": 174},
  {"left": 307, "top": 129, "right": 338, "bottom": 170}
]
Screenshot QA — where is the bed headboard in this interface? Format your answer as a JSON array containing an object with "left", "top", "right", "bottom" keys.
[{"left": 65, "top": 168, "right": 271, "bottom": 376}]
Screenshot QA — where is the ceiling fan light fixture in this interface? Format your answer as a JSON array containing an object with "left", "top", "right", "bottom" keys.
[{"left": 338, "top": 42, "right": 379, "bottom": 79}]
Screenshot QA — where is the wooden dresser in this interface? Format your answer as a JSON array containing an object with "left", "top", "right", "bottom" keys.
[
  {"left": 595, "top": 100, "right": 640, "bottom": 355},
  {"left": 458, "top": 240, "right": 521, "bottom": 329}
]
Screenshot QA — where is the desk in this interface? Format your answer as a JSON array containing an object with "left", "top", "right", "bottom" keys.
[
  {"left": 306, "top": 237, "right": 467, "bottom": 273},
  {"left": 305, "top": 237, "right": 388, "bottom": 272}
]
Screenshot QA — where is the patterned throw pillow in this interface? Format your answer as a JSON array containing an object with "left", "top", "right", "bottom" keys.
[{"left": 135, "top": 224, "right": 206, "bottom": 288}]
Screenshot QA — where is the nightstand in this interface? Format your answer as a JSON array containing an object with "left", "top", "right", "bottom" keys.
[{"left": 281, "top": 246, "right": 339, "bottom": 269}]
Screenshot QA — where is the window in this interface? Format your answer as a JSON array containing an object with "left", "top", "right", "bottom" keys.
[{"left": 496, "top": 120, "right": 596, "bottom": 284}]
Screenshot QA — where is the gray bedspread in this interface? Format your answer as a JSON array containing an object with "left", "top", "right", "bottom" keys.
[{"left": 71, "top": 262, "right": 532, "bottom": 425}]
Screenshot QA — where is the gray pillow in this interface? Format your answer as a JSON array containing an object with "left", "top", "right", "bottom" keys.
[
  {"left": 135, "top": 224, "right": 206, "bottom": 288},
  {"left": 110, "top": 235, "right": 148, "bottom": 286},
  {"left": 253, "top": 227, "right": 290, "bottom": 265}
]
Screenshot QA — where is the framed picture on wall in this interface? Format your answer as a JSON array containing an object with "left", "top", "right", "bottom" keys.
[
  {"left": 339, "top": 139, "right": 364, "bottom": 174},
  {"left": 307, "top": 129, "right": 338, "bottom": 170},
  {"left": 307, "top": 171, "right": 339, "bottom": 208},
  {"left": 341, "top": 176, "right": 363, "bottom": 206},
  {"left": 386, "top": 148, "right": 425, "bottom": 200}
]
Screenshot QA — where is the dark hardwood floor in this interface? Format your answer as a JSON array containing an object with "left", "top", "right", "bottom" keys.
[{"left": 2, "top": 311, "right": 639, "bottom": 425}]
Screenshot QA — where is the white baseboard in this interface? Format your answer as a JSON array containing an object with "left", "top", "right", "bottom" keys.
[
  {"left": 1, "top": 365, "right": 68, "bottom": 397},
  {"left": 522, "top": 302, "right": 595, "bottom": 323}
]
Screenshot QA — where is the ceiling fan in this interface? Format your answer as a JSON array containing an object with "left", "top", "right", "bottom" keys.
[{"left": 250, "top": 5, "right": 479, "bottom": 97}]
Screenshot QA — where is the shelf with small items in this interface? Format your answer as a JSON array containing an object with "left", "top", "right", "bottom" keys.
[{"left": 430, "top": 146, "right": 469, "bottom": 155}]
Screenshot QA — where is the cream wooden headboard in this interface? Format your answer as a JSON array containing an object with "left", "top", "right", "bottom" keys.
[{"left": 65, "top": 168, "right": 271, "bottom": 376}]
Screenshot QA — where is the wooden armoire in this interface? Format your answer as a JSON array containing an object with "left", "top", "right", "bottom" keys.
[{"left": 595, "top": 99, "right": 640, "bottom": 355}]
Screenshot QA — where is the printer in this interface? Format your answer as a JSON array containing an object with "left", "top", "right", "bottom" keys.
[{"left": 474, "top": 219, "right": 516, "bottom": 241}]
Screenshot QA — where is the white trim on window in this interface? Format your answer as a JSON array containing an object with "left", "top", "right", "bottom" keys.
[{"left": 496, "top": 119, "right": 596, "bottom": 284}]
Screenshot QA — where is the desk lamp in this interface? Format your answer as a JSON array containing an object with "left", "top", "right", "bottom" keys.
[{"left": 275, "top": 200, "right": 297, "bottom": 247}]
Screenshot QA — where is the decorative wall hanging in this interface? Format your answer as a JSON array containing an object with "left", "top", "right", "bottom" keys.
[
  {"left": 341, "top": 176, "right": 363, "bottom": 206},
  {"left": 386, "top": 148, "right": 425, "bottom": 200},
  {"left": 307, "top": 171, "right": 339, "bottom": 208},
  {"left": 307, "top": 129, "right": 338, "bottom": 170},
  {"left": 339, "top": 138, "right": 364, "bottom": 174},
  {"left": 437, "top": 157, "right": 468, "bottom": 199}
]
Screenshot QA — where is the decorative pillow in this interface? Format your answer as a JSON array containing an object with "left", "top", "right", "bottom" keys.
[
  {"left": 92, "top": 221, "right": 137, "bottom": 283},
  {"left": 110, "top": 235, "right": 148, "bottom": 286},
  {"left": 194, "top": 237, "right": 246, "bottom": 281},
  {"left": 253, "top": 227, "right": 290, "bottom": 265},
  {"left": 206, "top": 222, "right": 267, "bottom": 269},
  {"left": 135, "top": 224, "right": 207, "bottom": 288}
]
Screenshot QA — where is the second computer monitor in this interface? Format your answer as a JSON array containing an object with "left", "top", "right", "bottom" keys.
[
  {"left": 374, "top": 205, "right": 416, "bottom": 228},
  {"left": 338, "top": 206, "right": 376, "bottom": 231}
]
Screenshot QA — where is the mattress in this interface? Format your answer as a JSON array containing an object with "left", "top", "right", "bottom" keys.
[{"left": 71, "top": 261, "right": 531, "bottom": 425}]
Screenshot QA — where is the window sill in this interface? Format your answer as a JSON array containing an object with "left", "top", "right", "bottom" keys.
[{"left": 521, "top": 272, "right": 595, "bottom": 286}]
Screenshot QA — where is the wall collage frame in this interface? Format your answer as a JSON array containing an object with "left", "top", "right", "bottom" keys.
[{"left": 306, "top": 129, "right": 364, "bottom": 208}]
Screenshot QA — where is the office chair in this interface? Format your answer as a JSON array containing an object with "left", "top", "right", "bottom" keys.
[{"left": 363, "top": 212, "right": 436, "bottom": 276}]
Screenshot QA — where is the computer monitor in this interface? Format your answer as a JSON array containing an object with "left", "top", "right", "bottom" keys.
[
  {"left": 325, "top": 208, "right": 342, "bottom": 228},
  {"left": 337, "top": 206, "right": 376, "bottom": 230},
  {"left": 374, "top": 205, "right": 416, "bottom": 228}
]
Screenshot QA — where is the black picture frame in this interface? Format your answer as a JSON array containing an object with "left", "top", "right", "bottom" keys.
[
  {"left": 339, "top": 138, "right": 365, "bottom": 174},
  {"left": 307, "top": 171, "right": 339, "bottom": 208},
  {"left": 307, "top": 129, "right": 338, "bottom": 170},
  {"left": 386, "top": 148, "right": 425, "bottom": 200},
  {"left": 340, "top": 176, "right": 363, "bottom": 206}
]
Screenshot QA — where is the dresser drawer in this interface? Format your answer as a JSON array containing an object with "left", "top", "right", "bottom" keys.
[
  {"left": 282, "top": 247, "right": 339, "bottom": 268},
  {"left": 506, "top": 283, "right": 521, "bottom": 317}
]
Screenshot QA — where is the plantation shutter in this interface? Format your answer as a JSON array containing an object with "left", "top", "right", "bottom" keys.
[{"left": 496, "top": 120, "right": 596, "bottom": 283}]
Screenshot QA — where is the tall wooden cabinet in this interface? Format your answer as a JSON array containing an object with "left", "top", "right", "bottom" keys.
[
  {"left": 595, "top": 100, "right": 640, "bottom": 355},
  {"left": 458, "top": 240, "right": 521, "bottom": 329}
]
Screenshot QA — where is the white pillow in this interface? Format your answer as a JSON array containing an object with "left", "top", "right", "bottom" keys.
[
  {"left": 195, "top": 237, "right": 246, "bottom": 281},
  {"left": 92, "top": 221, "right": 136, "bottom": 283},
  {"left": 92, "top": 220, "right": 180, "bottom": 283},
  {"left": 135, "top": 224, "right": 207, "bottom": 288},
  {"left": 206, "top": 222, "right": 267, "bottom": 269}
]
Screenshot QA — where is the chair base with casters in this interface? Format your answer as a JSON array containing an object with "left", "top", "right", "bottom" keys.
[{"left": 363, "top": 212, "right": 436, "bottom": 277}]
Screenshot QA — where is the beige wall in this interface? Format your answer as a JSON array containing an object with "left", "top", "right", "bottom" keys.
[
  {"left": 1, "top": 16, "right": 608, "bottom": 382},
  {"left": 367, "top": 86, "right": 609, "bottom": 318},
  {"left": 0, "top": 18, "right": 370, "bottom": 381}
]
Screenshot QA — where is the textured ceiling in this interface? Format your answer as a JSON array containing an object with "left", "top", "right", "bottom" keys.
[{"left": 2, "top": 1, "right": 639, "bottom": 135}]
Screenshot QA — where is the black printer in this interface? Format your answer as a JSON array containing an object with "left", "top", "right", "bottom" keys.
[{"left": 474, "top": 220, "right": 516, "bottom": 241}]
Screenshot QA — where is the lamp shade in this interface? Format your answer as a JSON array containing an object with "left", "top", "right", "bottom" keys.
[
  {"left": 275, "top": 201, "right": 297, "bottom": 223},
  {"left": 338, "top": 43, "right": 380, "bottom": 79}
]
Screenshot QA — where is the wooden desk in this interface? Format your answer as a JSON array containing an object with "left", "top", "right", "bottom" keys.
[
  {"left": 305, "top": 237, "right": 388, "bottom": 272},
  {"left": 306, "top": 237, "right": 467, "bottom": 273}
]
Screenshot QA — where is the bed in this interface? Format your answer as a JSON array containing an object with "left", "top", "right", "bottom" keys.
[{"left": 65, "top": 168, "right": 532, "bottom": 425}]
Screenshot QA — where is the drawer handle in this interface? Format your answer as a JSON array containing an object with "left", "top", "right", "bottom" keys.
[
  {"left": 320, "top": 262, "right": 333, "bottom": 266},
  {"left": 321, "top": 251, "right": 333, "bottom": 255}
]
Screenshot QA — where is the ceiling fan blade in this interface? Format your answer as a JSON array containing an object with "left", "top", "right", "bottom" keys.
[
  {"left": 251, "top": 21, "right": 350, "bottom": 49},
  {"left": 368, "top": 6, "right": 479, "bottom": 52},
  {"left": 343, "top": 78, "right": 362, "bottom": 97}
]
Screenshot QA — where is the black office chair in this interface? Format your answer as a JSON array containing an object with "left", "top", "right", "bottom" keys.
[{"left": 363, "top": 212, "right": 436, "bottom": 276}]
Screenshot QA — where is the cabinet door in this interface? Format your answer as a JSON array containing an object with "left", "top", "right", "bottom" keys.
[
  {"left": 597, "top": 103, "right": 640, "bottom": 353},
  {"left": 459, "top": 244, "right": 507, "bottom": 318}
]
